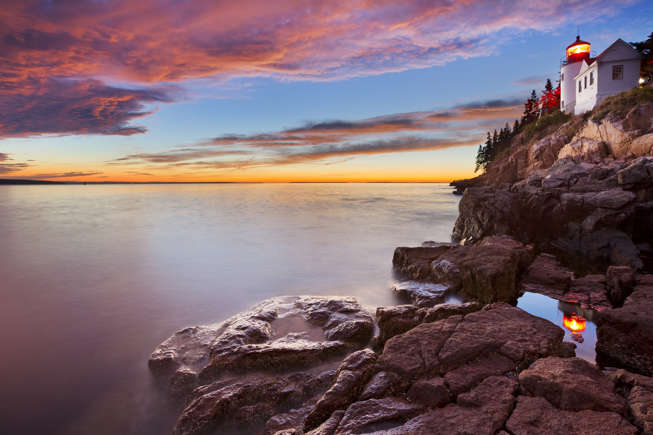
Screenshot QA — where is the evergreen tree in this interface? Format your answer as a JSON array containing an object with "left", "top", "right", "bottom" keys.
[{"left": 631, "top": 32, "right": 653, "bottom": 84}]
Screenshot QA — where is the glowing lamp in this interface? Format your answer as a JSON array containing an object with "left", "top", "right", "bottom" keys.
[
  {"left": 566, "top": 36, "right": 591, "bottom": 63},
  {"left": 563, "top": 314, "right": 586, "bottom": 333}
]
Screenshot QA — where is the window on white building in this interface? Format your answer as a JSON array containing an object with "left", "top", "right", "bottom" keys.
[
  {"left": 561, "top": 73, "right": 564, "bottom": 81},
  {"left": 612, "top": 65, "right": 623, "bottom": 80},
  {"left": 584, "top": 76, "right": 587, "bottom": 88},
  {"left": 579, "top": 81, "right": 582, "bottom": 93},
  {"left": 590, "top": 72, "right": 594, "bottom": 86}
]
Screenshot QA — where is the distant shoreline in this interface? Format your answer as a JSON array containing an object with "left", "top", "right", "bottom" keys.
[{"left": 0, "top": 180, "right": 453, "bottom": 185}]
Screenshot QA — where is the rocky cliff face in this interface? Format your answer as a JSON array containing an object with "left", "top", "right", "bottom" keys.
[{"left": 452, "top": 97, "right": 653, "bottom": 272}]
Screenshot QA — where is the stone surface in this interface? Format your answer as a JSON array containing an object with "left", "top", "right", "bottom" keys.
[
  {"left": 359, "top": 371, "right": 403, "bottom": 400},
  {"left": 392, "top": 281, "right": 449, "bottom": 307},
  {"left": 379, "top": 304, "right": 565, "bottom": 381},
  {"left": 303, "top": 349, "right": 378, "bottom": 432},
  {"left": 606, "top": 265, "right": 636, "bottom": 307},
  {"left": 558, "top": 138, "right": 609, "bottom": 163},
  {"left": 612, "top": 369, "right": 653, "bottom": 434},
  {"left": 385, "top": 376, "right": 518, "bottom": 435},
  {"left": 406, "top": 377, "right": 450, "bottom": 407},
  {"left": 522, "top": 253, "right": 573, "bottom": 296},
  {"left": 506, "top": 396, "right": 637, "bottom": 435},
  {"left": 451, "top": 155, "right": 653, "bottom": 272},
  {"left": 519, "top": 357, "right": 626, "bottom": 413},
  {"left": 597, "top": 279, "right": 653, "bottom": 376},
  {"left": 394, "top": 236, "right": 533, "bottom": 304},
  {"left": 375, "top": 301, "right": 482, "bottom": 347},
  {"left": 333, "top": 397, "right": 423, "bottom": 434},
  {"left": 149, "top": 296, "right": 373, "bottom": 391},
  {"left": 174, "top": 369, "right": 335, "bottom": 435}
]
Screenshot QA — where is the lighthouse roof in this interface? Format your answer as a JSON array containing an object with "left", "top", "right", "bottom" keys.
[{"left": 567, "top": 35, "right": 590, "bottom": 50}]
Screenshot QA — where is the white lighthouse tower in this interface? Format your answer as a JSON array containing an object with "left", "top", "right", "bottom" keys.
[{"left": 560, "top": 35, "right": 591, "bottom": 113}]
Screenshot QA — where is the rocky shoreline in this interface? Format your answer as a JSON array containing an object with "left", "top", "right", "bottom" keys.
[{"left": 149, "top": 95, "right": 653, "bottom": 434}]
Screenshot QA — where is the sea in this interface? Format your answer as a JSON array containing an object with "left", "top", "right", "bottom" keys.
[{"left": 0, "top": 183, "right": 596, "bottom": 434}]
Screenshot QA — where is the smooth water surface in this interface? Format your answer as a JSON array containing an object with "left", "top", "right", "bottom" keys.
[
  {"left": 0, "top": 183, "right": 459, "bottom": 434},
  {"left": 518, "top": 292, "right": 598, "bottom": 362}
]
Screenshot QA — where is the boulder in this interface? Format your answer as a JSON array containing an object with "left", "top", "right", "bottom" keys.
[
  {"left": 506, "top": 396, "right": 637, "bottom": 435},
  {"left": 522, "top": 253, "right": 573, "bottom": 296},
  {"left": 564, "top": 274, "right": 611, "bottom": 311},
  {"left": 174, "top": 369, "right": 335, "bottom": 435},
  {"left": 302, "top": 349, "right": 378, "bottom": 432},
  {"left": 406, "top": 377, "right": 451, "bottom": 407},
  {"left": 392, "top": 281, "right": 449, "bottom": 307},
  {"left": 611, "top": 369, "right": 653, "bottom": 434},
  {"left": 375, "top": 301, "right": 482, "bottom": 347},
  {"left": 379, "top": 304, "right": 565, "bottom": 380},
  {"left": 333, "top": 398, "right": 423, "bottom": 434},
  {"left": 394, "top": 236, "right": 533, "bottom": 304},
  {"left": 606, "top": 266, "right": 635, "bottom": 307},
  {"left": 519, "top": 357, "right": 626, "bottom": 413},
  {"left": 359, "top": 371, "right": 403, "bottom": 400},
  {"left": 597, "top": 278, "right": 653, "bottom": 376},
  {"left": 149, "top": 296, "right": 373, "bottom": 391},
  {"left": 385, "top": 376, "right": 518, "bottom": 435},
  {"left": 558, "top": 138, "right": 609, "bottom": 163}
]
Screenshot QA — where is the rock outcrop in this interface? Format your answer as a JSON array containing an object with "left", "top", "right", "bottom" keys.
[
  {"left": 453, "top": 157, "right": 653, "bottom": 271},
  {"left": 597, "top": 274, "right": 653, "bottom": 376},
  {"left": 393, "top": 235, "right": 533, "bottom": 303},
  {"left": 149, "top": 296, "right": 373, "bottom": 394}
]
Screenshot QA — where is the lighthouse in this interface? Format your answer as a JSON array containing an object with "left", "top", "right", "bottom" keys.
[
  {"left": 560, "top": 36, "right": 591, "bottom": 113},
  {"left": 560, "top": 35, "right": 641, "bottom": 115}
]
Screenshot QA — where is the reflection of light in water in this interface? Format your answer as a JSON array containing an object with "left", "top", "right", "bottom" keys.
[
  {"left": 517, "top": 292, "right": 597, "bottom": 362},
  {"left": 563, "top": 314, "right": 586, "bottom": 343}
]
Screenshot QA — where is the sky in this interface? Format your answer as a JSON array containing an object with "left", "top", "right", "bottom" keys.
[{"left": 0, "top": 0, "right": 651, "bottom": 182}]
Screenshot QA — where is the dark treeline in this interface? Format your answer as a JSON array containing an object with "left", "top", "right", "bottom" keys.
[{"left": 475, "top": 79, "right": 561, "bottom": 172}]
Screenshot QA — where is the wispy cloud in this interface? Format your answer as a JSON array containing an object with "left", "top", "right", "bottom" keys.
[
  {"left": 29, "top": 171, "right": 103, "bottom": 179},
  {"left": 111, "top": 97, "right": 522, "bottom": 170},
  {"left": 0, "top": 0, "right": 634, "bottom": 137},
  {"left": 514, "top": 75, "right": 549, "bottom": 86}
]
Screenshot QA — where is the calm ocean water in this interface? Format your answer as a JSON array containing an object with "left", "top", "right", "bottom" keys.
[
  {"left": 0, "top": 183, "right": 597, "bottom": 434},
  {"left": 0, "top": 183, "right": 460, "bottom": 434}
]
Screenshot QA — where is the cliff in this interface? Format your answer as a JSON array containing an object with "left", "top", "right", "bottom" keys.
[{"left": 452, "top": 87, "right": 653, "bottom": 272}]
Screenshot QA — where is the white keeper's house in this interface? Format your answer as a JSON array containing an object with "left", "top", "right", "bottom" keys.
[{"left": 561, "top": 36, "right": 641, "bottom": 115}]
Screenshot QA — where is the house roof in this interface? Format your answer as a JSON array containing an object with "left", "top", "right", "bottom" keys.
[{"left": 574, "top": 38, "right": 640, "bottom": 79}]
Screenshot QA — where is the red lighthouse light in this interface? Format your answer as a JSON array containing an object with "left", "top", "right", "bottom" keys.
[{"left": 566, "top": 36, "right": 591, "bottom": 63}]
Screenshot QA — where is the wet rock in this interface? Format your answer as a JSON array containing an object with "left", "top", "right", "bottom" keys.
[
  {"left": 564, "top": 274, "right": 611, "bottom": 311},
  {"left": 506, "top": 395, "right": 637, "bottom": 435},
  {"left": 375, "top": 301, "right": 482, "bottom": 347},
  {"left": 359, "top": 371, "right": 403, "bottom": 400},
  {"left": 375, "top": 305, "right": 422, "bottom": 347},
  {"left": 443, "top": 352, "right": 515, "bottom": 395},
  {"left": 519, "top": 357, "right": 626, "bottom": 413},
  {"left": 522, "top": 253, "right": 573, "bottom": 296},
  {"left": 395, "top": 236, "right": 533, "bottom": 304},
  {"left": 333, "top": 397, "right": 423, "bottom": 434},
  {"left": 387, "top": 376, "right": 518, "bottom": 435},
  {"left": 437, "top": 303, "right": 565, "bottom": 374},
  {"left": 378, "top": 315, "right": 462, "bottom": 378},
  {"left": 421, "top": 301, "right": 483, "bottom": 323},
  {"left": 430, "top": 258, "right": 462, "bottom": 291},
  {"left": 606, "top": 265, "right": 635, "bottom": 307},
  {"left": 264, "top": 406, "right": 312, "bottom": 435},
  {"left": 174, "top": 369, "right": 335, "bottom": 435},
  {"left": 149, "top": 296, "right": 373, "bottom": 390},
  {"left": 305, "top": 410, "right": 344, "bottom": 435},
  {"left": 597, "top": 278, "right": 653, "bottom": 376},
  {"left": 611, "top": 369, "right": 653, "bottom": 434},
  {"left": 406, "top": 377, "right": 450, "bottom": 407},
  {"left": 392, "top": 281, "right": 449, "bottom": 307},
  {"left": 303, "top": 349, "right": 377, "bottom": 432},
  {"left": 617, "top": 156, "right": 653, "bottom": 187},
  {"left": 379, "top": 303, "right": 565, "bottom": 381}
]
